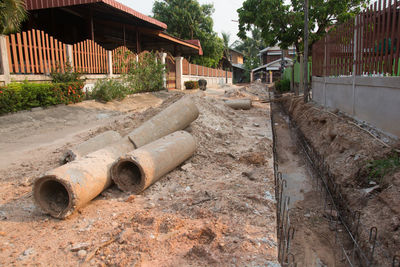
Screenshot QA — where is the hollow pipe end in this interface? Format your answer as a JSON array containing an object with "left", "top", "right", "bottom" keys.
[
  {"left": 33, "top": 175, "right": 75, "bottom": 219},
  {"left": 111, "top": 157, "right": 145, "bottom": 194}
]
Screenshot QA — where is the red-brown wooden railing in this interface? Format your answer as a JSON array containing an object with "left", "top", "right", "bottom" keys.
[
  {"left": 111, "top": 46, "right": 137, "bottom": 74},
  {"left": 73, "top": 39, "right": 108, "bottom": 74},
  {"left": 313, "top": 0, "right": 400, "bottom": 77},
  {"left": 6, "top": 29, "right": 67, "bottom": 74}
]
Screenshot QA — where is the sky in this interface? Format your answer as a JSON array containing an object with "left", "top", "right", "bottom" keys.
[{"left": 118, "top": 0, "right": 245, "bottom": 45}]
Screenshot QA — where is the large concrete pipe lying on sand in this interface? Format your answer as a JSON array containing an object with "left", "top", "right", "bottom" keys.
[
  {"left": 128, "top": 97, "right": 199, "bottom": 148},
  {"left": 111, "top": 131, "right": 196, "bottom": 194},
  {"left": 225, "top": 99, "right": 252, "bottom": 110},
  {"left": 33, "top": 97, "right": 199, "bottom": 219},
  {"left": 62, "top": 130, "right": 122, "bottom": 163},
  {"left": 33, "top": 138, "right": 134, "bottom": 219}
]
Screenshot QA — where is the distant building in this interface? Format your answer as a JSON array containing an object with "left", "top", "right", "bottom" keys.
[
  {"left": 251, "top": 46, "right": 295, "bottom": 83},
  {"left": 221, "top": 48, "right": 246, "bottom": 83}
]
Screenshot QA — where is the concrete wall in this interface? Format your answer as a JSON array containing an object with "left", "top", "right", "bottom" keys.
[
  {"left": 312, "top": 76, "right": 400, "bottom": 138},
  {"left": 182, "top": 75, "right": 232, "bottom": 88}
]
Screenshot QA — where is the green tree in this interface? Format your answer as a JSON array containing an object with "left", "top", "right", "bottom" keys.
[
  {"left": 0, "top": 0, "right": 27, "bottom": 34},
  {"left": 153, "top": 0, "right": 224, "bottom": 68},
  {"left": 237, "top": 0, "right": 369, "bottom": 56}
]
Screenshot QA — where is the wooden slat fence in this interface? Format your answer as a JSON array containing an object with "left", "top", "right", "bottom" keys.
[
  {"left": 111, "top": 46, "right": 136, "bottom": 74},
  {"left": 313, "top": 0, "right": 400, "bottom": 77},
  {"left": 6, "top": 29, "right": 67, "bottom": 74},
  {"left": 73, "top": 39, "right": 108, "bottom": 74}
]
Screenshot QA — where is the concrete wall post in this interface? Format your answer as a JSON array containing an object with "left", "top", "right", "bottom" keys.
[
  {"left": 107, "top": 51, "right": 113, "bottom": 77},
  {"left": 250, "top": 71, "right": 254, "bottom": 83},
  {"left": 161, "top": 52, "right": 167, "bottom": 88},
  {"left": 175, "top": 56, "right": 183, "bottom": 90},
  {"left": 66, "top": 44, "right": 74, "bottom": 70},
  {"left": 0, "top": 35, "right": 11, "bottom": 84}
]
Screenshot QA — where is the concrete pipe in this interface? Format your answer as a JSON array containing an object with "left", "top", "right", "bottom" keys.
[
  {"left": 62, "top": 130, "right": 122, "bottom": 163},
  {"left": 33, "top": 137, "right": 135, "bottom": 219},
  {"left": 128, "top": 97, "right": 199, "bottom": 148},
  {"left": 225, "top": 99, "right": 252, "bottom": 110},
  {"left": 111, "top": 131, "right": 196, "bottom": 193}
]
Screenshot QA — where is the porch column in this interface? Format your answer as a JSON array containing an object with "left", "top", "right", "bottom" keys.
[
  {"left": 0, "top": 35, "right": 11, "bottom": 85},
  {"left": 161, "top": 52, "right": 167, "bottom": 88},
  {"left": 175, "top": 56, "right": 183, "bottom": 90},
  {"left": 269, "top": 70, "right": 273, "bottom": 84}
]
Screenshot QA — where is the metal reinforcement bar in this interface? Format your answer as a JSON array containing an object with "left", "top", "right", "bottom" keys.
[
  {"left": 33, "top": 97, "right": 199, "bottom": 219},
  {"left": 111, "top": 131, "right": 196, "bottom": 193},
  {"left": 269, "top": 90, "right": 297, "bottom": 267}
]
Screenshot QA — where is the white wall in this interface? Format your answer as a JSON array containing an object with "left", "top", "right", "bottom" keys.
[
  {"left": 182, "top": 75, "right": 232, "bottom": 88},
  {"left": 312, "top": 76, "right": 400, "bottom": 138}
]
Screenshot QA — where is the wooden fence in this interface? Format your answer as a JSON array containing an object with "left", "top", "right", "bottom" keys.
[
  {"left": 182, "top": 58, "right": 232, "bottom": 78},
  {"left": 6, "top": 29, "right": 67, "bottom": 74},
  {"left": 112, "top": 46, "right": 137, "bottom": 74},
  {"left": 313, "top": 0, "right": 400, "bottom": 77},
  {"left": 73, "top": 40, "right": 108, "bottom": 74}
]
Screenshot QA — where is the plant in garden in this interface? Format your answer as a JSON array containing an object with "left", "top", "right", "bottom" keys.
[
  {"left": 0, "top": 81, "right": 85, "bottom": 115},
  {"left": 123, "top": 52, "right": 166, "bottom": 93},
  {"left": 90, "top": 79, "right": 129, "bottom": 102},
  {"left": 275, "top": 78, "right": 291, "bottom": 93},
  {"left": 50, "top": 61, "right": 82, "bottom": 83},
  {"left": 184, "top": 81, "right": 199, "bottom": 89}
]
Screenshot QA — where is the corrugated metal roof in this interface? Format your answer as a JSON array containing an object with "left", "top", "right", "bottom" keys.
[{"left": 25, "top": 0, "right": 167, "bottom": 30}]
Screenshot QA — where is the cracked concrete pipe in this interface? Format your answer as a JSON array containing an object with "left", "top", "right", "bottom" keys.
[
  {"left": 33, "top": 137, "right": 135, "bottom": 219},
  {"left": 128, "top": 97, "right": 199, "bottom": 148},
  {"left": 33, "top": 98, "right": 199, "bottom": 219},
  {"left": 111, "top": 131, "right": 196, "bottom": 193},
  {"left": 62, "top": 130, "right": 122, "bottom": 163},
  {"left": 225, "top": 99, "right": 252, "bottom": 110}
]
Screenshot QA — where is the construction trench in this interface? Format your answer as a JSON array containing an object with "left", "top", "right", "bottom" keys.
[{"left": 1, "top": 84, "right": 399, "bottom": 265}]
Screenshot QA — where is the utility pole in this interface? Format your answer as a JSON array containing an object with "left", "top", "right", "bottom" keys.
[{"left": 303, "top": 0, "right": 309, "bottom": 102}]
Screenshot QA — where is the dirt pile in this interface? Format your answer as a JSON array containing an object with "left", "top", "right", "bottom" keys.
[
  {"left": 0, "top": 86, "right": 278, "bottom": 266},
  {"left": 280, "top": 95, "right": 400, "bottom": 266}
]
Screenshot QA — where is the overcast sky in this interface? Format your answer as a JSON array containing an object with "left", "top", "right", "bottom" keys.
[{"left": 118, "top": 0, "right": 245, "bottom": 45}]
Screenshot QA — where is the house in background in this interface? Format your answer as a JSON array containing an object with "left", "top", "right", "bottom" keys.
[
  {"left": 220, "top": 48, "right": 245, "bottom": 83},
  {"left": 0, "top": 0, "right": 234, "bottom": 89},
  {"left": 251, "top": 46, "right": 295, "bottom": 83}
]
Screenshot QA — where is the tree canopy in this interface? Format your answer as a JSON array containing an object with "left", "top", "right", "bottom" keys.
[
  {"left": 152, "top": 0, "right": 224, "bottom": 67},
  {"left": 237, "top": 0, "right": 370, "bottom": 55},
  {"left": 0, "top": 0, "right": 27, "bottom": 34}
]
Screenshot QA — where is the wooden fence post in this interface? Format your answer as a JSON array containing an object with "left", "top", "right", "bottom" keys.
[{"left": 0, "top": 35, "right": 11, "bottom": 84}]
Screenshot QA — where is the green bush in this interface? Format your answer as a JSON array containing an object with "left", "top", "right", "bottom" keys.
[
  {"left": 275, "top": 78, "right": 291, "bottom": 93},
  {"left": 50, "top": 61, "right": 82, "bottom": 83},
  {"left": 184, "top": 81, "right": 199, "bottom": 89},
  {"left": 0, "top": 81, "right": 85, "bottom": 115},
  {"left": 90, "top": 79, "right": 129, "bottom": 102},
  {"left": 123, "top": 52, "right": 165, "bottom": 93}
]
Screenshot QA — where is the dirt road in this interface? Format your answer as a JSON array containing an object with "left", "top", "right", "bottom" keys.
[{"left": 0, "top": 85, "right": 278, "bottom": 266}]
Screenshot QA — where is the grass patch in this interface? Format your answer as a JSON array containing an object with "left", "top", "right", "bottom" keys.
[{"left": 367, "top": 151, "right": 400, "bottom": 184}]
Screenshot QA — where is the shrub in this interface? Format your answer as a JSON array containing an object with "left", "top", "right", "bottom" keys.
[
  {"left": 50, "top": 61, "right": 82, "bottom": 83},
  {"left": 123, "top": 52, "right": 165, "bottom": 93},
  {"left": 184, "top": 81, "right": 199, "bottom": 89},
  {"left": 275, "top": 78, "right": 291, "bottom": 93},
  {"left": 90, "top": 79, "right": 129, "bottom": 102},
  {"left": 0, "top": 81, "right": 85, "bottom": 115}
]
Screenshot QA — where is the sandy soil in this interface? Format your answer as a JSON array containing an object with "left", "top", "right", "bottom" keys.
[
  {"left": 280, "top": 95, "right": 400, "bottom": 266},
  {"left": 0, "top": 85, "right": 278, "bottom": 266}
]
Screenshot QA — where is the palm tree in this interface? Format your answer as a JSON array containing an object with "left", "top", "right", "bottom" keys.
[
  {"left": 0, "top": 0, "right": 27, "bottom": 35},
  {"left": 221, "top": 31, "right": 231, "bottom": 60}
]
